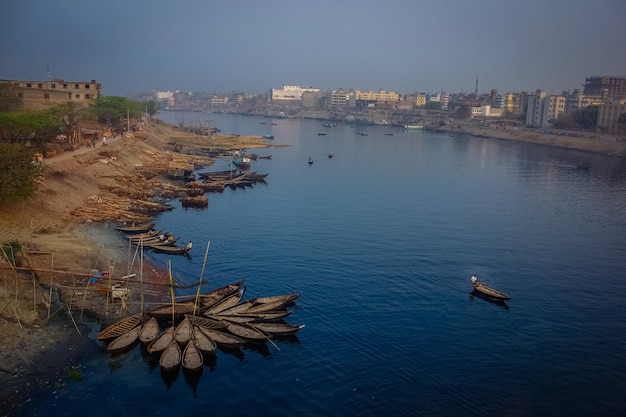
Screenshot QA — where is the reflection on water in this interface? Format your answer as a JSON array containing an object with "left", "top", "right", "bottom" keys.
[{"left": 469, "top": 291, "right": 510, "bottom": 310}]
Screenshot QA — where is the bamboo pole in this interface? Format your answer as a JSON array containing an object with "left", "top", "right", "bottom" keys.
[
  {"left": 168, "top": 261, "right": 175, "bottom": 324},
  {"left": 193, "top": 241, "right": 210, "bottom": 316}
]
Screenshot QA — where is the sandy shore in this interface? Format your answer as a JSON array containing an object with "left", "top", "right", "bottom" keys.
[{"left": 0, "top": 116, "right": 623, "bottom": 415}]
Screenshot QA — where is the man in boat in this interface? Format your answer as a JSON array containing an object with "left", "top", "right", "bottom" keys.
[
  {"left": 185, "top": 241, "right": 192, "bottom": 252},
  {"left": 159, "top": 233, "right": 166, "bottom": 241}
]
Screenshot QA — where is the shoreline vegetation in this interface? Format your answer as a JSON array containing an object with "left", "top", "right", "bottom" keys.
[{"left": 0, "top": 115, "right": 624, "bottom": 414}]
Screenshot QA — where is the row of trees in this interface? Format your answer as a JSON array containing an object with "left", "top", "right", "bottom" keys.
[{"left": 0, "top": 97, "right": 159, "bottom": 203}]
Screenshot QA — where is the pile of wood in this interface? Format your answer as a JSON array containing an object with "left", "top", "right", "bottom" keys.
[
  {"left": 181, "top": 195, "right": 208, "bottom": 208},
  {"left": 71, "top": 195, "right": 173, "bottom": 222},
  {"left": 100, "top": 175, "right": 157, "bottom": 200}
]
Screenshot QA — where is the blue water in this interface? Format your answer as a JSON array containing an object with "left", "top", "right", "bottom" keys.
[{"left": 16, "top": 112, "right": 626, "bottom": 416}]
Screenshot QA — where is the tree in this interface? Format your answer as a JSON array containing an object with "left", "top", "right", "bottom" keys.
[
  {"left": 455, "top": 105, "right": 472, "bottom": 119},
  {"left": 56, "top": 102, "right": 84, "bottom": 143},
  {"left": 424, "top": 101, "right": 443, "bottom": 110},
  {"left": 0, "top": 109, "right": 64, "bottom": 152},
  {"left": 0, "top": 143, "right": 44, "bottom": 203},
  {"left": 88, "top": 96, "right": 143, "bottom": 130},
  {"left": 144, "top": 100, "right": 160, "bottom": 118}
]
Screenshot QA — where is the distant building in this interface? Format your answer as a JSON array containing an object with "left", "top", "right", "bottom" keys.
[
  {"left": 329, "top": 89, "right": 349, "bottom": 112},
  {"left": 583, "top": 76, "right": 626, "bottom": 100},
  {"left": 271, "top": 85, "right": 320, "bottom": 101},
  {"left": 0, "top": 78, "right": 101, "bottom": 111},
  {"left": 355, "top": 89, "right": 399, "bottom": 103},
  {"left": 525, "top": 90, "right": 566, "bottom": 128},
  {"left": 597, "top": 99, "right": 626, "bottom": 134}
]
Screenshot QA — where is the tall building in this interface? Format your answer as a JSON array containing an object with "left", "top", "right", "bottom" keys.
[
  {"left": 525, "top": 90, "right": 547, "bottom": 127},
  {"left": 583, "top": 76, "right": 626, "bottom": 100}
]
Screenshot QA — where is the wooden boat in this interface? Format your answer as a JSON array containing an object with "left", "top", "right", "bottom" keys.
[
  {"left": 107, "top": 326, "right": 142, "bottom": 352},
  {"left": 146, "top": 244, "right": 190, "bottom": 255},
  {"left": 185, "top": 314, "right": 227, "bottom": 330},
  {"left": 225, "top": 321, "right": 271, "bottom": 341},
  {"left": 243, "top": 298, "right": 292, "bottom": 314},
  {"left": 127, "top": 229, "right": 160, "bottom": 240},
  {"left": 138, "top": 317, "right": 160, "bottom": 344},
  {"left": 197, "top": 280, "right": 245, "bottom": 310},
  {"left": 254, "top": 293, "right": 299, "bottom": 306},
  {"left": 249, "top": 322, "right": 305, "bottom": 336},
  {"left": 192, "top": 325, "right": 217, "bottom": 354},
  {"left": 241, "top": 310, "right": 293, "bottom": 322},
  {"left": 471, "top": 275, "right": 510, "bottom": 300},
  {"left": 97, "top": 313, "right": 143, "bottom": 341},
  {"left": 147, "top": 302, "right": 196, "bottom": 318},
  {"left": 220, "top": 292, "right": 296, "bottom": 315},
  {"left": 173, "top": 317, "right": 193, "bottom": 345},
  {"left": 115, "top": 222, "right": 155, "bottom": 233},
  {"left": 203, "top": 289, "right": 245, "bottom": 315},
  {"left": 208, "top": 314, "right": 256, "bottom": 323},
  {"left": 182, "top": 340, "right": 204, "bottom": 371},
  {"left": 196, "top": 326, "right": 245, "bottom": 349},
  {"left": 160, "top": 340, "right": 182, "bottom": 371},
  {"left": 147, "top": 326, "right": 174, "bottom": 354}
]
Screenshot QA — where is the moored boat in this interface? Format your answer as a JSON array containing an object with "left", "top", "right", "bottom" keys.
[
  {"left": 249, "top": 322, "right": 305, "bottom": 336},
  {"left": 97, "top": 313, "right": 143, "bottom": 341},
  {"left": 196, "top": 326, "right": 245, "bottom": 349},
  {"left": 160, "top": 340, "right": 182, "bottom": 371},
  {"left": 192, "top": 325, "right": 217, "bottom": 354},
  {"left": 182, "top": 340, "right": 203, "bottom": 372},
  {"left": 115, "top": 222, "right": 155, "bottom": 233},
  {"left": 138, "top": 317, "right": 160, "bottom": 344},
  {"left": 147, "top": 326, "right": 174, "bottom": 354},
  {"left": 470, "top": 275, "right": 510, "bottom": 300},
  {"left": 174, "top": 317, "right": 193, "bottom": 345},
  {"left": 107, "top": 326, "right": 142, "bottom": 352}
]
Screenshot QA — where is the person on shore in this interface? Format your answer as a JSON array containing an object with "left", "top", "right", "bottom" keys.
[{"left": 103, "top": 137, "right": 107, "bottom": 146}]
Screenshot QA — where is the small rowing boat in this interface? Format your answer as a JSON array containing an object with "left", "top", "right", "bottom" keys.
[
  {"left": 182, "top": 340, "right": 203, "bottom": 372},
  {"left": 107, "top": 326, "right": 142, "bottom": 352},
  {"left": 138, "top": 317, "right": 160, "bottom": 344},
  {"left": 471, "top": 275, "right": 510, "bottom": 300},
  {"left": 147, "top": 326, "right": 174, "bottom": 354},
  {"left": 97, "top": 313, "right": 143, "bottom": 341},
  {"left": 160, "top": 340, "right": 182, "bottom": 371}
]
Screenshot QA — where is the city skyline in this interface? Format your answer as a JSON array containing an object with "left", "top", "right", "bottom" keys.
[{"left": 1, "top": 0, "right": 625, "bottom": 97}]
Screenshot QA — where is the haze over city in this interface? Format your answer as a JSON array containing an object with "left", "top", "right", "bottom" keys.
[{"left": 1, "top": 0, "right": 625, "bottom": 96}]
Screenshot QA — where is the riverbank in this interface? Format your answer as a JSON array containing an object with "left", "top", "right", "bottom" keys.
[
  {"left": 440, "top": 119, "right": 626, "bottom": 157},
  {"left": 0, "top": 119, "right": 269, "bottom": 415}
]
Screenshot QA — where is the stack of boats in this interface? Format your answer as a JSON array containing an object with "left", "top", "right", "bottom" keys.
[
  {"left": 197, "top": 169, "right": 269, "bottom": 193},
  {"left": 97, "top": 280, "right": 303, "bottom": 373},
  {"left": 123, "top": 228, "right": 191, "bottom": 255}
]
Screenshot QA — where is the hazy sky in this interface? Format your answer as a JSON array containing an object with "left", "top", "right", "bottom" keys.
[{"left": 1, "top": 0, "right": 625, "bottom": 97}]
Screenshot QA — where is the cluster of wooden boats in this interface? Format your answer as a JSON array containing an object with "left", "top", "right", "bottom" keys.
[
  {"left": 116, "top": 225, "right": 192, "bottom": 256},
  {"left": 97, "top": 280, "right": 303, "bottom": 373},
  {"left": 197, "top": 169, "right": 269, "bottom": 193}
]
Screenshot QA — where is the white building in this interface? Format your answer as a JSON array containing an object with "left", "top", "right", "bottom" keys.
[{"left": 271, "top": 85, "right": 320, "bottom": 101}]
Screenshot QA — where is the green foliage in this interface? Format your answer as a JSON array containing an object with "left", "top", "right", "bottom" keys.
[
  {"left": 551, "top": 106, "right": 599, "bottom": 130},
  {"left": 144, "top": 100, "right": 160, "bottom": 117},
  {"left": 64, "top": 366, "right": 83, "bottom": 382},
  {"left": 0, "top": 109, "right": 64, "bottom": 151},
  {"left": 424, "top": 101, "right": 443, "bottom": 110},
  {"left": 0, "top": 143, "right": 44, "bottom": 202},
  {"left": 455, "top": 105, "right": 472, "bottom": 119},
  {"left": 88, "top": 96, "right": 143, "bottom": 130}
]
